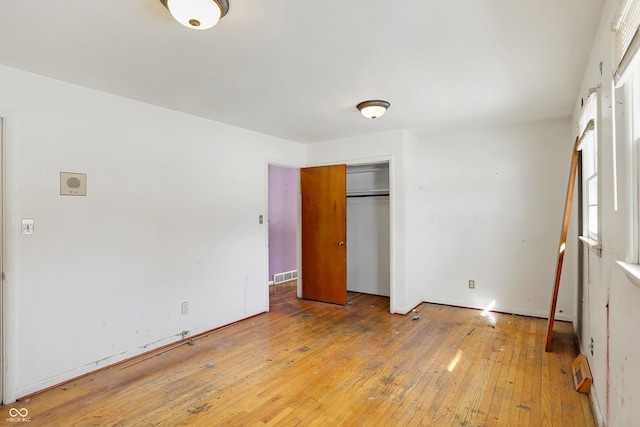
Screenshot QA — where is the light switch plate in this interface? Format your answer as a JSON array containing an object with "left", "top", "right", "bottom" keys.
[{"left": 60, "top": 172, "right": 87, "bottom": 196}]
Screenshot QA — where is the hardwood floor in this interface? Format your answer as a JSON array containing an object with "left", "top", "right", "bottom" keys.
[{"left": 5, "top": 284, "right": 595, "bottom": 426}]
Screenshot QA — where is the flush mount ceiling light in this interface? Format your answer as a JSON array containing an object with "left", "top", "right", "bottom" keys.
[
  {"left": 160, "top": 0, "right": 229, "bottom": 30},
  {"left": 356, "top": 100, "right": 390, "bottom": 119}
]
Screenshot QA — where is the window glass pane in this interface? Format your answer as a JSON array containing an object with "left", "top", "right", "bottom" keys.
[
  {"left": 594, "top": 133, "right": 598, "bottom": 173},
  {"left": 582, "top": 133, "right": 595, "bottom": 176},
  {"left": 634, "top": 56, "right": 640, "bottom": 261},
  {"left": 589, "top": 206, "right": 598, "bottom": 237},
  {"left": 588, "top": 176, "right": 598, "bottom": 205},
  {"left": 583, "top": 141, "right": 590, "bottom": 176}
]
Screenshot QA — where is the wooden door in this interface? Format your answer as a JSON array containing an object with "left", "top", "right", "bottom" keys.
[{"left": 301, "top": 164, "right": 347, "bottom": 305}]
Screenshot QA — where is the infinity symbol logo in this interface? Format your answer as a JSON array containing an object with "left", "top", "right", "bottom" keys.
[{"left": 8, "top": 408, "right": 28, "bottom": 417}]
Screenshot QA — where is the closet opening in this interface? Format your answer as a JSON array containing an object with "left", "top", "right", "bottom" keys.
[{"left": 346, "top": 162, "right": 390, "bottom": 297}]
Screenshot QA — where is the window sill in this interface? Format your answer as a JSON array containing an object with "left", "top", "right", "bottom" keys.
[
  {"left": 578, "top": 236, "right": 602, "bottom": 257},
  {"left": 616, "top": 261, "right": 640, "bottom": 289}
]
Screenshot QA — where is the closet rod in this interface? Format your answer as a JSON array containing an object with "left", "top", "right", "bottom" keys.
[
  {"left": 346, "top": 193, "right": 390, "bottom": 198},
  {"left": 346, "top": 167, "right": 389, "bottom": 174}
]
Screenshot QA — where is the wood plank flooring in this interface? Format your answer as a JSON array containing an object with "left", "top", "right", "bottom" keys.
[{"left": 4, "top": 284, "right": 595, "bottom": 426}]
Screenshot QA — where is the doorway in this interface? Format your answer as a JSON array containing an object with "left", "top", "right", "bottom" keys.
[
  {"left": 299, "top": 161, "right": 392, "bottom": 306},
  {"left": 267, "top": 164, "right": 299, "bottom": 305}
]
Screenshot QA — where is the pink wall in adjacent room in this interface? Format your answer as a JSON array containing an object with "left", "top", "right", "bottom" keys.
[{"left": 268, "top": 165, "right": 298, "bottom": 280}]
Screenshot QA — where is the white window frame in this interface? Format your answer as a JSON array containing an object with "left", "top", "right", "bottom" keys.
[
  {"left": 615, "top": 54, "right": 640, "bottom": 286},
  {"left": 578, "top": 89, "right": 601, "bottom": 255},
  {"left": 632, "top": 63, "right": 640, "bottom": 265},
  {"left": 614, "top": 0, "right": 640, "bottom": 286},
  {"left": 613, "top": 0, "right": 640, "bottom": 81}
]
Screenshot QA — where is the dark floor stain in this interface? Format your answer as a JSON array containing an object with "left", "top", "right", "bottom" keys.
[
  {"left": 188, "top": 403, "right": 212, "bottom": 415},
  {"left": 516, "top": 404, "right": 531, "bottom": 411}
]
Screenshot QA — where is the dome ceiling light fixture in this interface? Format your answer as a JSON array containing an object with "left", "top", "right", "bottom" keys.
[
  {"left": 356, "top": 100, "right": 390, "bottom": 119},
  {"left": 160, "top": 0, "right": 229, "bottom": 30}
]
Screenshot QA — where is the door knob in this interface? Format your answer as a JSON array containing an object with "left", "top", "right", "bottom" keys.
[{"left": 338, "top": 241, "right": 345, "bottom": 246}]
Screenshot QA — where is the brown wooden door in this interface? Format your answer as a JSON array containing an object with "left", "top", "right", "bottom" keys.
[{"left": 301, "top": 164, "right": 347, "bottom": 305}]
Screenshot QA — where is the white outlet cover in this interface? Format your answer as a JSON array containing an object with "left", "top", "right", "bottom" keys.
[
  {"left": 60, "top": 172, "right": 87, "bottom": 196},
  {"left": 21, "top": 219, "right": 34, "bottom": 235}
]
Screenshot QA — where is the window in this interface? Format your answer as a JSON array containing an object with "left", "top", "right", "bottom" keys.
[
  {"left": 614, "top": 47, "right": 640, "bottom": 284},
  {"left": 633, "top": 59, "right": 640, "bottom": 262},
  {"left": 613, "top": 0, "right": 640, "bottom": 81},
  {"left": 620, "top": 53, "right": 640, "bottom": 258},
  {"left": 578, "top": 90, "right": 599, "bottom": 249},
  {"left": 614, "top": 0, "right": 640, "bottom": 285}
]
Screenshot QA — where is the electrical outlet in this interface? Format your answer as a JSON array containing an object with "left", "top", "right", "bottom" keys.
[
  {"left": 21, "top": 219, "right": 34, "bottom": 235},
  {"left": 589, "top": 337, "right": 594, "bottom": 356},
  {"left": 181, "top": 302, "right": 189, "bottom": 315},
  {"left": 468, "top": 280, "right": 475, "bottom": 289}
]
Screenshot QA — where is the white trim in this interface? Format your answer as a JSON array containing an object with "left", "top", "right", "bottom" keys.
[
  {"left": 578, "top": 89, "right": 600, "bottom": 245},
  {"left": 0, "top": 116, "right": 3, "bottom": 405},
  {"left": 387, "top": 156, "right": 397, "bottom": 314},
  {"left": 577, "top": 120, "right": 595, "bottom": 151},
  {"left": 579, "top": 236, "right": 602, "bottom": 257},
  {"left": 0, "top": 109, "right": 16, "bottom": 404},
  {"left": 616, "top": 260, "right": 640, "bottom": 288},
  {"left": 612, "top": 77, "right": 620, "bottom": 212}
]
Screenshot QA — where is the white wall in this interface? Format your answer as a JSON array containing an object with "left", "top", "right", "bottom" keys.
[
  {"left": 346, "top": 197, "right": 390, "bottom": 296},
  {"left": 406, "top": 119, "right": 577, "bottom": 320},
  {"left": 307, "top": 123, "right": 576, "bottom": 320},
  {"left": 573, "top": 0, "right": 640, "bottom": 424},
  {"left": 0, "top": 65, "right": 305, "bottom": 400}
]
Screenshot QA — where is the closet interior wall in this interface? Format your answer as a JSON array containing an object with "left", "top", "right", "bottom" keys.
[{"left": 346, "top": 163, "right": 390, "bottom": 297}]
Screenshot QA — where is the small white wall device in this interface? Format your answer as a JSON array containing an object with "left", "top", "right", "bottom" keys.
[{"left": 60, "top": 172, "right": 87, "bottom": 196}]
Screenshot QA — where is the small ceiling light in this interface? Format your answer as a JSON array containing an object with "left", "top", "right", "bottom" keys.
[
  {"left": 160, "top": 0, "right": 229, "bottom": 30},
  {"left": 357, "top": 100, "right": 390, "bottom": 119}
]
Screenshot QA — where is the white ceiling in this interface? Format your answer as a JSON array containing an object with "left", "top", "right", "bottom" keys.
[{"left": 0, "top": 0, "right": 604, "bottom": 144}]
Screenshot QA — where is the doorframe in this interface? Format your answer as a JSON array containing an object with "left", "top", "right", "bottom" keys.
[
  {"left": 0, "top": 109, "right": 16, "bottom": 404},
  {"left": 264, "top": 159, "right": 304, "bottom": 311},
  {"left": 0, "top": 116, "right": 3, "bottom": 405},
  {"left": 304, "top": 155, "right": 396, "bottom": 313}
]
